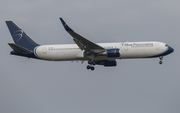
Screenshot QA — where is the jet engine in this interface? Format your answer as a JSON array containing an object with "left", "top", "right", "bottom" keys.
[
  {"left": 98, "top": 49, "right": 120, "bottom": 57},
  {"left": 95, "top": 59, "right": 117, "bottom": 67}
]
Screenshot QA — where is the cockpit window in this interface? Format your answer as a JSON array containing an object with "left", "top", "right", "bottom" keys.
[{"left": 165, "top": 44, "right": 168, "bottom": 47}]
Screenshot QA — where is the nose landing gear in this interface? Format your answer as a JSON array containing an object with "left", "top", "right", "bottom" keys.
[
  {"left": 159, "top": 56, "right": 163, "bottom": 64},
  {"left": 159, "top": 60, "right": 163, "bottom": 64}
]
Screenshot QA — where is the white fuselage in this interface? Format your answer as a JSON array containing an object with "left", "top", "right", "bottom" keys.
[{"left": 34, "top": 41, "right": 168, "bottom": 61}]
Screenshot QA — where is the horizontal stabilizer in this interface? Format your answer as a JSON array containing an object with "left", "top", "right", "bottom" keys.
[{"left": 8, "top": 43, "right": 33, "bottom": 53}]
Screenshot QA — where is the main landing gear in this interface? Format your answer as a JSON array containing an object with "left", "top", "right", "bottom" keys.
[
  {"left": 159, "top": 56, "right": 163, "bottom": 64},
  {"left": 87, "top": 65, "right": 95, "bottom": 71},
  {"left": 87, "top": 60, "right": 95, "bottom": 71}
]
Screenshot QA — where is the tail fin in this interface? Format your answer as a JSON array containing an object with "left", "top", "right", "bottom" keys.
[{"left": 6, "top": 21, "right": 39, "bottom": 49}]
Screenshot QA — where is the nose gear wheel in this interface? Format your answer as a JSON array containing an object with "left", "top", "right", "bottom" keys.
[{"left": 159, "top": 56, "right": 163, "bottom": 64}]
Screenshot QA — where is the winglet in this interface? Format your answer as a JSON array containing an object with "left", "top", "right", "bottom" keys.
[
  {"left": 59, "top": 17, "right": 105, "bottom": 52},
  {"left": 59, "top": 18, "right": 73, "bottom": 31}
]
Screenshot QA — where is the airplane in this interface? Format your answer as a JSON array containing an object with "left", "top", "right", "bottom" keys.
[{"left": 6, "top": 18, "right": 174, "bottom": 71}]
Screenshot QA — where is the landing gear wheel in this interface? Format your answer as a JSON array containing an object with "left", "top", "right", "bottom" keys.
[
  {"left": 91, "top": 66, "right": 95, "bottom": 71},
  {"left": 87, "top": 65, "right": 91, "bottom": 70},
  {"left": 87, "top": 60, "right": 96, "bottom": 70},
  {"left": 159, "top": 56, "right": 163, "bottom": 65},
  {"left": 86, "top": 65, "right": 95, "bottom": 71}
]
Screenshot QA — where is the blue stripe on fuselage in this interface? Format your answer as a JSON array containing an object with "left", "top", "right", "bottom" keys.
[{"left": 147, "top": 46, "right": 174, "bottom": 58}]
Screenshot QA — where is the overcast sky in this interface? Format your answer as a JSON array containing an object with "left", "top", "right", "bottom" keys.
[{"left": 0, "top": 0, "right": 179, "bottom": 113}]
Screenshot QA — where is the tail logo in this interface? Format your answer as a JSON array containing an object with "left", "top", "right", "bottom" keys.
[{"left": 13, "top": 30, "right": 23, "bottom": 42}]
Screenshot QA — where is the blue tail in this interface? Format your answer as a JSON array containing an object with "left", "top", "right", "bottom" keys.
[{"left": 6, "top": 21, "right": 39, "bottom": 49}]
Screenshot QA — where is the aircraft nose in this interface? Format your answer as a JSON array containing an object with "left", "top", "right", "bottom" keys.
[{"left": 168, "top": 46, "right": 174, "bottom": 54}]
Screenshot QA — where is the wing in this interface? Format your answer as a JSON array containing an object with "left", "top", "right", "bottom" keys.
[{"left": 60, "top": 18, "right": 105, "bottom": 53}]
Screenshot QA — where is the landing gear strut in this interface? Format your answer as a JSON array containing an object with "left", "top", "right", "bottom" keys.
[
  {"left": 87, "top": 60, "right": 95, "bottom": 71},
  {"left": 88, "top": 60, "right": 95, "bottom": 65},
  {"left": 159, "top": 56, "right": 163, "bottom": 64}
]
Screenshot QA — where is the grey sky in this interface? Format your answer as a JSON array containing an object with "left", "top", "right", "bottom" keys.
[{"left": 0, "top": 0, "right": 179, "bottom": 113}]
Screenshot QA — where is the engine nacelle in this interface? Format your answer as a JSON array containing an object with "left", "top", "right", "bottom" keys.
[
  {"left": 98, "top": 49, "right": 120, "bottom": 57},
  {"left": 95, "top": 59, "right": 117, "bottom": 67},
  {"left": 107, "top": 49, "right": 120, "bottom": 57}
]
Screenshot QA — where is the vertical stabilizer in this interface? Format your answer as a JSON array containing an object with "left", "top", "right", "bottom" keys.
[{"left": 6, "top": 21, "right": 39, "bottom": 49}]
